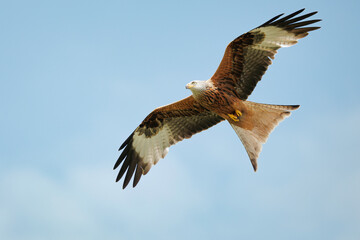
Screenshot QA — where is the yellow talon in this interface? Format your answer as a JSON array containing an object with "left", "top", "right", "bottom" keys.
[
  {"left": 235, "top": 110, "right": 242, "bottom": 117},
  {"left": 228, "top": 110, "right": 242, "bottom": 122},
  {"left": 228, "top": 113, "right": 239, "bottom": 122}
]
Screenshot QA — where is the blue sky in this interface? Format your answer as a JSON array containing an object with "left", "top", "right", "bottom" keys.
[{"left": 1, "top": 0, "right": 360, "bottom": 239}]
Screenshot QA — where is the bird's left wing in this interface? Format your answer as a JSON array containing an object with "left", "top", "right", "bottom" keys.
[
  {"left": 114, "top": 96, "right": 224, "bottom": 189},
  {"left": 210, "top": 9, "right": 321, "bottom": 100}
]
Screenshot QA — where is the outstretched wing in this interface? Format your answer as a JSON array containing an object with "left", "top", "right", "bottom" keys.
[
  {"left": 114, "top": 96, "right": 224, "bottom": 189},
  {"left": 210, "top": 9, "right": 321, "bottom": 100}
]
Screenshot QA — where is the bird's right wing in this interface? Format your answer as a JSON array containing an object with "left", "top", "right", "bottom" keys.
[
  {"left": 114, "top": 96, "right": 224, "bottom": 189},
  {"left": 210, "top": 9, "right": 321, "bottom": 100}
]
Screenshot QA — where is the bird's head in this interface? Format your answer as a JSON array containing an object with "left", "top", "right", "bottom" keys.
[{"left": 185, "top": 80, "right": 208, "bottom": 95}]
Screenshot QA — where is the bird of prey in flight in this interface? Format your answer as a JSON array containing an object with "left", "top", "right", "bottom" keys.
[{"left": 114, "top": 9, "right": 321, "bottom": 189}]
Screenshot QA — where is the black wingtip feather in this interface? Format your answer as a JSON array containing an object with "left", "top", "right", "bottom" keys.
[
  {"left": 284, "top": 11, "right": 318, "bottom": 25},
  {"left": 259, "top": 9, "right": 321, "bottom": 30},
  {"left": 261, "top": 13, "right": 284, "bottom": 26},
  {"left": 133, "top": 165, "right": 143, "bottom": 188},
  {"left": 123, "top": 154, "right": 138, "bottom": 189},
  {"left": 119, "top": 132, "right": 134, "bottom": 151},
  {"left": 114, "top": 143, "right": 131, "bottom": 170},
  {"left": 286, "top": 19, "right": 321, "bottom": 29},
  {"left": 116, "top": 150, "right": 132, "bottom": 182},
  {"left": 307, "top": 26, "right": 321, "bottom": 32},
  {"left": 271, "top": 8, "right": 305, "bottom": 25}
]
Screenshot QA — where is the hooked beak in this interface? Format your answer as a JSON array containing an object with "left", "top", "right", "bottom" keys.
[{"left": 185, "top": 83, "right": 194, "bottom": 89}]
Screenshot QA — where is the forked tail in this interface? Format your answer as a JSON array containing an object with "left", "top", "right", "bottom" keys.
[{"left": 229, "top": 101, "right": 299, "bottom": 171}]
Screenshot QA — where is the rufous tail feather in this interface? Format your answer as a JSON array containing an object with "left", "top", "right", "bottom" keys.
[{"left": 229, "top": 101, "right": 299, "bottom": 171}]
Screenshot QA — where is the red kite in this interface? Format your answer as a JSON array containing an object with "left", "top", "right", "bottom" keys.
[{"left": 115, "top": 9, "right": 321, "bottom": 188}]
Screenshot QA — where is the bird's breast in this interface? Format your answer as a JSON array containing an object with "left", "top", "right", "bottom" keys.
[{"left": 195, "top": 89, "right": 239, "bottom": 115}]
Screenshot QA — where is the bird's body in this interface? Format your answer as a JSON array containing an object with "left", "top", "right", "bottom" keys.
[{"left": 115, "top": 9, "right": 321, "bottom": 188}]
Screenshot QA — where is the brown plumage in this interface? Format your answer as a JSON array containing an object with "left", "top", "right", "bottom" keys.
[{"left": 115, "top": 9, "right": 321, "bottom": 189}]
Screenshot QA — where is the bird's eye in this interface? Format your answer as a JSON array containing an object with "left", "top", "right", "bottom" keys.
[{"left": 192, "top": 81, "right": 196, "bottom": 85}]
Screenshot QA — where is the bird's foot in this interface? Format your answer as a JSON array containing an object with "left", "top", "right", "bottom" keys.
[{"left": 228, "top": 110, "right": 242, "bottom": 122}]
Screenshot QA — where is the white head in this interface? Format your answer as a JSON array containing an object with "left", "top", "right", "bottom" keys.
[{"left": 185, "top": 80, "right": 209, "bottom": 96}]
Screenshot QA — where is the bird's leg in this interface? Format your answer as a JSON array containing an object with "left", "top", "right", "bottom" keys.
[{"left": 228, "top": 110, "right": 242, "bottom": 122}]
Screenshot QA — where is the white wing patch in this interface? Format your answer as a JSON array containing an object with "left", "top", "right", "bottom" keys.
[
  {"left": 132, "top": 124, "right": 172, "bottom": 174},
  {"left": 249, "top": 25, "right": 311, "bottom": 58}
]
